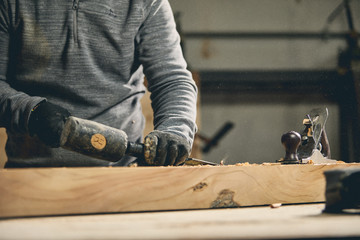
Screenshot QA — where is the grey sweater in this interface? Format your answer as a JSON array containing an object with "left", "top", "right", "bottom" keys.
[{"left": 0, "top": 0, "right": 197, "bottom": 166}]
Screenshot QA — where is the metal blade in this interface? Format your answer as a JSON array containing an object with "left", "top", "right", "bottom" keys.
[
  {"left": 183, "top": 158, "right": 219, "bottom": 166},
  {"left": 301, "top": 149, "right": 337, "bottom": 164},
  {"left": 298, "top": 108, "right": 329, "bottom": 160},
  {"left": 310, "top": 108, "right": 329, "bottom": 148}
]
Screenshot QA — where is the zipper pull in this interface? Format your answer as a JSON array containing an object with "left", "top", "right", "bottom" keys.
[
  {"left": 72, "top": 0, "right": 79, "bottom": 10},
  {"left": 72, "top": 0, "right": 80, "bottom": 44}
]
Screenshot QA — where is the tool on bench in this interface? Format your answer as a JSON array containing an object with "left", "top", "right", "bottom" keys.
[
  {"left": 298, "top": 108, "right": 331, "bottom": 160},
  {"left": 181, "top": 158, "right": 218, "bottom": 166},
  {"left": 60, "top": 116, "right": 217, "bottom": 166},
  {"left": 323, "top": 168, "right": 360, "bottom": 213},
  {"left": 278, "top": 108, "right": 336, "bottom": 164}
]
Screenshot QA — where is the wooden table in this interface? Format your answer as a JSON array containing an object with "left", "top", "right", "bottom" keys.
[{"left": 1, "top": 203, "right": 359, "bottom": 240}]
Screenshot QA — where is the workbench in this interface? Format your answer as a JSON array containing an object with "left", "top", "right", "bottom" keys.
[
  {"left": 1, "top": 203, "right": 359, "bottom": 240},
  {"left": 1, "top": 163, "right": 360, "bottom": 239}
]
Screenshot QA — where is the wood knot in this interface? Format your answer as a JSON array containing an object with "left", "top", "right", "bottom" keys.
[
  {"left": 192, "top": 182, "right": 208, "bottom": 192},
  {"left": 211, "top": 189, "right": 240, "bottom": 208}
]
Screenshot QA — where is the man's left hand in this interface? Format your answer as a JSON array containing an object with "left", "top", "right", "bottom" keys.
[{"left": 143, "top": 130, "right": 191, "bottom": 166}]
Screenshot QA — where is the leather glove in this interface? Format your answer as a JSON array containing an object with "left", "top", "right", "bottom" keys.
[
  {"left": 143, "top": 130, "right": 191, "bottom": 166},
  {"left": 28, "top": 101, "right": 71, "bottom": 147}
]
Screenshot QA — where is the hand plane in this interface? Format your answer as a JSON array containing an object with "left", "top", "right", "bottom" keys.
[
  {"left": 298, "top": 108, "right": 331, "bottom": 161},
  {"left": 278, "top": 108, "right": 335, "bottom": 164}
]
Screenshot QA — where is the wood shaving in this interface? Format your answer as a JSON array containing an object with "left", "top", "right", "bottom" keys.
[
  {"left": 129, "top": 162, "right": 138, "bottom": 167},
  {"left": 235, "top": 162, "right": 250, "bottom": 166},
  {"left": 270, "top": 203, "right": 282, "bottom": 208}
]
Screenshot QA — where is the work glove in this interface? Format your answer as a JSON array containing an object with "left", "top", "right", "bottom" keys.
[
  {"left": 143, "top": 130, "right": 191, "bottom": 166},
  {"left": 28, "top": 101, "right": 71, "bottom": 147}
]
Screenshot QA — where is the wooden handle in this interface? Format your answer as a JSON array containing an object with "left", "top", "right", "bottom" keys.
[
  {"left": 60, "top": 117, "right": 129, "bottom": 162},
  {"left": 281, "top": 131, "right": 301, "bottom": 164}
]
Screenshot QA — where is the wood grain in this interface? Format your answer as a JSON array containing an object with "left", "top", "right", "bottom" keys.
[
  {"left": 0, "top": 128, "right": 7, "bottom": 168},
  {"left": 1, "top": 163, "right": 360, "bottom": 218}
]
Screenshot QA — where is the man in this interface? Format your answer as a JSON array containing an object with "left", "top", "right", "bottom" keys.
[{"left": 0, "top": 0, "right": 197, "bottom": 167}]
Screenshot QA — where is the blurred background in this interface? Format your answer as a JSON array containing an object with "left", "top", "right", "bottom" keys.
[
  {"left": 1, "top": 0, "right": 359, "bottom": 167},
  {"left": 169, "top": 0, "right": 360, "bottom": 164}
]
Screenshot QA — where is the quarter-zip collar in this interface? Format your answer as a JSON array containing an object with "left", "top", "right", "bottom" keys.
[{"left": 72, "top": 0, "right": 79, "bottom": 44}]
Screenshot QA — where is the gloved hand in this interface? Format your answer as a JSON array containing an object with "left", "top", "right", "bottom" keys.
[
  {"left": 28, "top": 101, "right": 71, "bottom": 147},
  {"left": 143, "top": 130, "right": 191, "bottom": 166}
]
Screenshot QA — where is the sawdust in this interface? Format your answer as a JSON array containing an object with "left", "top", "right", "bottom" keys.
[
  {"left": 129, "top": 162, "right": 138, "bottom": 167},
  {"left": 124, "top": 160, "right": 346, "bottom": 168},
  {"left": 307, "top": 159, "right": 345, "bottom": 164},
  {"left": 270, "top": 203, "right": 282, "bottom": 208},
  {"left": 235, "top": 162, "right": 250, "bottom": 166}
]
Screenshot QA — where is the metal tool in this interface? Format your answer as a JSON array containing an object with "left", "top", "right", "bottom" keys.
[
  {"left": 298, "top": 108, "right": 330, "bottom": 160},
  {"left": 60, "top": 116, "right": 217, "bottom": 166},
  {"left": 182, "top": 158, "right": 218, "bottom": 166},
  {"left": 302, "top": 149, "right": 337, "bottom": 164},
  {"left": 278, "top": 108, "right": 334, "bottom": 164},
  {"left": 324, "top": 168, "right": 360, "bottom": 213}
]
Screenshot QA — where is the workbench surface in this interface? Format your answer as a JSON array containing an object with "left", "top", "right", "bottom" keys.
[{"left": 1, "top": 204, "right": 359, "bottom": 240}]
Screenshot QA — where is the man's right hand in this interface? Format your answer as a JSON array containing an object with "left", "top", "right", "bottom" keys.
[
  {"left": 28, "top": 101, "right": 71, "bottom": 147},
  {"left": 143, "top": 130, "right": 191, "bottom": 166}
]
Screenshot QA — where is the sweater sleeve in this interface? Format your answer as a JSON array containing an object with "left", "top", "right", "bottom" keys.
[
  {"left": 0, "top": 1, "right": 45, "bottom": 133},
  {"left": 137, "top": 0, "right": 198, "bottom": 146}
]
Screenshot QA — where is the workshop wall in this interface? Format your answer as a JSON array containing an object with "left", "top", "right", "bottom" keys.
[
  {"left": 169, "top": 0, "right": 360, "bottom": 163},
  {"left": 170, "top": 0, "right": 359, "bottom": 71},
  {"left": 0, "top": 1, "right": 358, "bottom": 166}
]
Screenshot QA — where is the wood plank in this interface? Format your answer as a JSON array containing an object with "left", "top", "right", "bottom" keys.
[
  {"left": 1, "top": 163, "right": 360, "bottom": 218},
  {"left": 1, "top": 204, "right": 360, "bottom": 240},
  {"left": 0, "top": 128, "right": 7, "bottom": 168}
]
